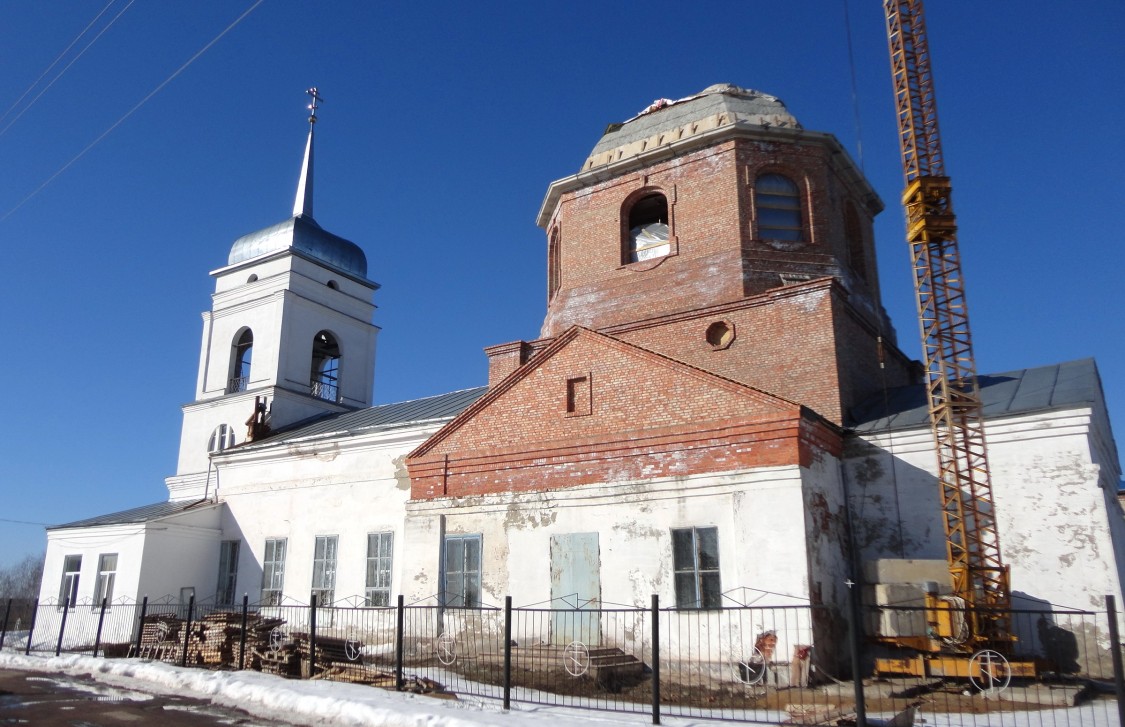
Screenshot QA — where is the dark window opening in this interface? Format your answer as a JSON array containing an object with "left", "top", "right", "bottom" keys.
[
  {"left": 672, "top": 527, "right": 721, "bottom": 609},
  {"left": 327, "top": 280, "right": 339, "bottom": 290},
  {"left": 310, "top": 331, "right": 340, "bottom": 402},
  {"left": 216, "top": 541, "right": 239, "bottom": 605},
  {"left": 756, "top": 174, "right": 803, "bottom": 241},
  {"left": 548, "top": 229, "right": 561, "bottom": 300},
  {"left": 444, "top": 534, "right": 482, "bottom": 608},
  {"left": 229, "top": 329, "right": 253, "bottom": 393},
  {"left": 625, "top": 193, "right": 670, "bottom": 263}
]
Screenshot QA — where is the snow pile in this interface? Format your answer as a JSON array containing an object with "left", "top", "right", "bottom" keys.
[{"left": 0, "top": 651, "right": 626, "bottom": 726}]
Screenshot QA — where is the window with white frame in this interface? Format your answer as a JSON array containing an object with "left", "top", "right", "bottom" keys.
[
  {"left": 216, "top": 540, "right": 240, "bottom": 605},
  {"left": 671, "top": 527, "right": 722, "bottom": 609},
  {"left": 443, "top": 534, "right": 482, "bottom": 608},
  {"left": 59, "top": 555, "right": 81, "bottom": 608},
  {"left": 93, "top": 553, "right": 117, "bottom": 607},
  {"left": 207, "top": 424, "right": 236, "bottom": 454},
  {"left": 261, "top": 538, "right": 286, "bottom": 606},
  {"left": 311, "top": 535, "right": 338, "bottom": 606},
  {"left": 365, "top": 532, "right": 393, "bottom": 607}
]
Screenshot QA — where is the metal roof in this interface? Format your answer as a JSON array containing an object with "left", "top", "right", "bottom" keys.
[
  {"left": 50, "top": 500, "right": 218, "bottom": 531},
  {"left": 228, "top": 214, "right": 368, "bottom": 278},
  {"left": 850, "top": 358, "right": 1103, "bottom": 432},
  {"left": 236, "top": 385, "right": 488, "bottom": 450}
]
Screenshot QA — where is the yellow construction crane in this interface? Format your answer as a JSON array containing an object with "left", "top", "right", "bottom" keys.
[{"left": 877, "top": 0, "right": 1030, "bottom": 680}]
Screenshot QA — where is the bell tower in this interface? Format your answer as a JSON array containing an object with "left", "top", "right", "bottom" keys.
[{"left": 168, "top": 89, "right": 379, "bottom": 499}]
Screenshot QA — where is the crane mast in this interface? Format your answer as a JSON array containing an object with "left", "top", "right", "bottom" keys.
[{"left": 884, "top": 0, "right": 1011, "bottom": 647}]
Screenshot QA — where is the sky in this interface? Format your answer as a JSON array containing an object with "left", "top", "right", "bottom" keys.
[{"left": 0, "top": 1, "right": 1122, "bottom": 570}]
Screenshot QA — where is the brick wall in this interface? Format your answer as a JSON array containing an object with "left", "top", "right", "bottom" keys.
[
  {"left": 541, "top": 134, "right": 887, "bottom": 340},
  {"left": 408, "top": 328, "right": 840, "bottom": 500}
]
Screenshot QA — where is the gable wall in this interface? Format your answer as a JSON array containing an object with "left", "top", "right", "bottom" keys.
[{"left": 409, "top": 331, "right": 813, "bottom": 499}]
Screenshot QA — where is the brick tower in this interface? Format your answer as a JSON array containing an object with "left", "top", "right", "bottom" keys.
[{"left": 528, "top": 84, "right": 915, "bottom": 424}]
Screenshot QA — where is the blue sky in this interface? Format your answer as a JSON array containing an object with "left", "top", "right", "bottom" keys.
[{"left": 1, "top": 1, "right": 1122, "bottom": 569}]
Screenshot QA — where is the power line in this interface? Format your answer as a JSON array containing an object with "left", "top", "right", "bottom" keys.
[
  {"left": 0, "top": 517, "right": 54, "bottom": 527},
  {"left": 0, "top": 0, "right": 119, "bottom": 128},
  {"left": 1, "top": 0, "right": 266, "bottom": 223},
  {"left": 0, "top": 0, "right": 138, "bottom": 139}
]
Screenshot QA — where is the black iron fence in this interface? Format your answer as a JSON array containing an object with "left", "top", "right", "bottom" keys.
[{"left": 2, "top": 592, "right": 1123, "bottom": 726}]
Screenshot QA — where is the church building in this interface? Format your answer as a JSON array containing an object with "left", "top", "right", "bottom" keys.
[{"left": 39, "top": 85, "right": 1124, "bottom": 666}]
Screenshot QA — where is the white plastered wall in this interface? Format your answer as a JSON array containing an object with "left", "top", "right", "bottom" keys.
[
  {"left": 209, "top": 422, "right": 438, "bottom": 606},
  {"left": 402, "top": 461, "right": 851, "bottom": 672},
  {"left": 844, "top": 405, "right": 1124, "bottom": 615}
]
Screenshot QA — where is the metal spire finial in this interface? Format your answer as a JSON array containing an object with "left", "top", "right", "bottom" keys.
[
  {"left": 306, "top": 87, "right": 323, "bottom": 124},
  {"left": 293, "top": 87, "right": 321, "bottom": 218}
]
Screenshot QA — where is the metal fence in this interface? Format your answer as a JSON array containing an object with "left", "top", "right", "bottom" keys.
[{"left": 2, "top": 592, "right": 1123, "bottom": 726}]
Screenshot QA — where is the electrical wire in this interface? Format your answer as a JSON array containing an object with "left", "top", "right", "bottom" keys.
[
  {"left": 0, "top": 0, "right": 266, "bottom": 223},
  {"left": 0, "top": 0, "right": 137, "bottom": 139},
  {"left": 0, "top": 517, "right": 55, "bottom": 527},
  {"left": 842, "top": 0, "right": 865, "bottom": 172},
  {"left": 0, "top": 0, "right": 120, "bottom": 128}
]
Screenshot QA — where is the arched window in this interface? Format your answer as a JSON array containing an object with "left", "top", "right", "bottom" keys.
[
  {"left": 228, "top": 329, "right": 253, "bottom": 393},
  {"left": 845, "top": 203, "right": 867, "bottom": 279},
  {"left": 208, "top": 424, "right": 236, "bottom": 453},
  {"left": 755, "top": 174, "right": 803, "bottom": 241},
  {"left": 548, "top": 228, "right": 561, "bottom": 300},
  {"left": 624, "top": 192, "right": 670, "bottom": 263},
  {"left": 310, "top": 331, "right": 340, "bottom": 402}
]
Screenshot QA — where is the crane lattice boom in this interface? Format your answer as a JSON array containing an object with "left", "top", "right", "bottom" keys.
[{"left": 884, "top": 0, "right": 1011, "bottom": 646}]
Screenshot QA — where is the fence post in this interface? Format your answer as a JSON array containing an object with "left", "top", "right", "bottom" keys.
[
  {"left": 503, "top": 596, "right": 513, "bottom": 710},
  {"left": 395, "top": 594, "right": 405, "bottom": 691},
  {"left": 55, "top": 597, "right": 70, "bottom": 656},
  {"left": 1106, "top": 595, "right": 1125, "bottom": 727},
  {"left": 847, "top": 579, "right": 867, "bottom": 727},
  {"left": 133, "top": 596, "right": 148, "bottom": 658},
  {"left": 651, "top": 593, "right": 660, "bottom": 725},
  {"left": 23, "top": 599, "right": 39, "bottom": 655},
  {"left": 0, "top": 598, "right": 11, "bottom": 650},
  {"left": 309, "top": 593, "right": 318, "bottom": 678},
  {"left": 92, "top": 598, "right": 108, "bottom": 657},
  {"left": 181, "top": 595, "right": 195, "bottom": 668},
  {"left": 239, "top": 594, "right": 249, "bottom": 670}
]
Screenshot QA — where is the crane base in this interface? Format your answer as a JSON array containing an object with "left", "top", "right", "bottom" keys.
[{"left": 876, "top": 653, "right": 1036, "bottom": 680}]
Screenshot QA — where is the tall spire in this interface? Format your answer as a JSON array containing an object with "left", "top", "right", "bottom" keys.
[{"left": 292, "top": 87, "right": 323, "bottom": 219}]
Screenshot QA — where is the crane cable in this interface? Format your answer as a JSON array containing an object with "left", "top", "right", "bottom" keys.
[
  {"left": 1, "top": 0, "right": 266, "bottom": 223},
  {"left": 0, "top": 0, "right": 121, "bottom": 129}
]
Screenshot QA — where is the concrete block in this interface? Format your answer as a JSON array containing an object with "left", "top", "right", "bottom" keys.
[{"left": 863, "top": 559, "right": 952, "bottom": 590}]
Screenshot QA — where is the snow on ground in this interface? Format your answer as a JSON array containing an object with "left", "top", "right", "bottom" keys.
[
  {"left": 0, "top": 651, "right": 1119, "bottom": 726},
  {"left": 0, "top": 651, "right": 675, "bottom": 727}
]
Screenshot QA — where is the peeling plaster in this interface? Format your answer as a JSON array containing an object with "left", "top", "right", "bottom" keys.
[{"left": 286, "top": 442, "right": 340, "bottom": 461}]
